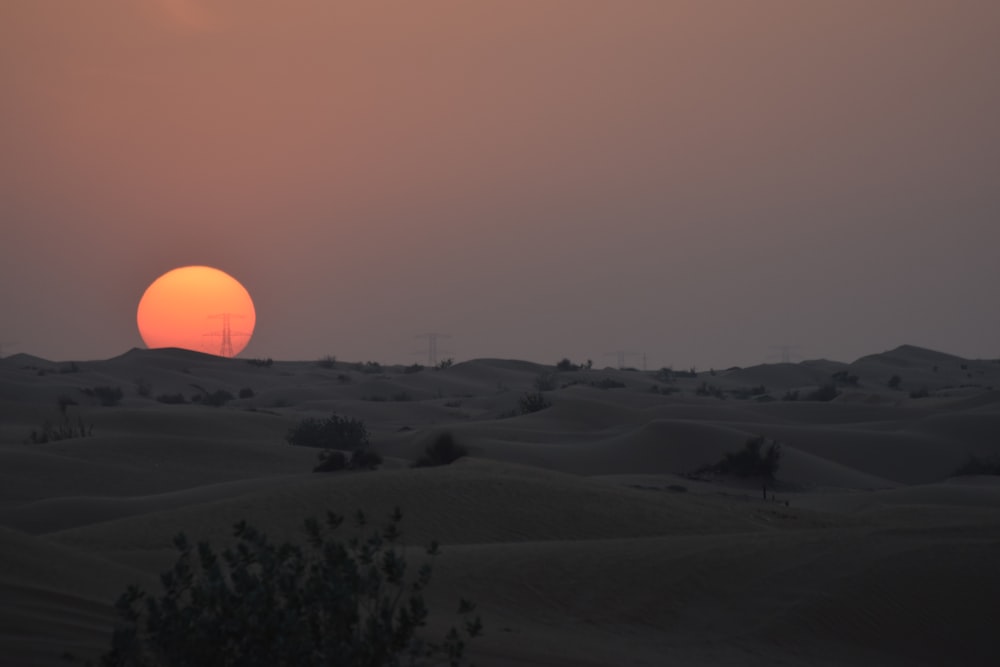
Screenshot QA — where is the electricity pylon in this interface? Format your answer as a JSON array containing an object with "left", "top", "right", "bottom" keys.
[
  {"left": 605, "top": 350, "right": 640, "bottom": 370},
  {"left": 768, "top": 345, "right": 801, "bottom": 364},
  {"left": 204, "top": 314, "right": 250, "bottom": 358},
  {"left": 414, "top": 332, "right": 451, "bottom": 366}
]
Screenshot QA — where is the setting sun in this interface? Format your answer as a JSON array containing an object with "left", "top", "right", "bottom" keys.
[{"left": 136, "top": 266, "right": 256, "bottom": 357}]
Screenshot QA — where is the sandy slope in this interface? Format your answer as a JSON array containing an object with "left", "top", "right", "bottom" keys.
[{"left": 1, "top": 345, "right": 999, "bottom": 666}]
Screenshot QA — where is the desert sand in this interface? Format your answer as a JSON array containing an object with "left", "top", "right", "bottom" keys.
[{"left": 1, "top": 344, "right": 999, "bottom": 666}]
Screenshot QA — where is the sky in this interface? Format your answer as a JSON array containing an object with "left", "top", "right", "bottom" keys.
[{"left": 2, "top": 0, "right": 999, "bottom": 369}]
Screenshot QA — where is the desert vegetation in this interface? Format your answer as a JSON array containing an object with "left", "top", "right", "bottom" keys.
[
  {"left": 697, "top": 436, "right": 782, "bottom": 481},
  {"left": 99, "top": 509, "right": 481, "bottom": 666},
  {"left": 518, "top": 391, "right": 551, "bottom": 414},
  {"left": 287, "top": 413, "right": 370, "bottom": 451},
  {"left": 413, "top": 432, "right": 469, "bottom": 468}
]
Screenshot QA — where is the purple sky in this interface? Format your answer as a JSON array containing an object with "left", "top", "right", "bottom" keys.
[{"left": 2, "top": 1, "right": 998, "bottom": 368}]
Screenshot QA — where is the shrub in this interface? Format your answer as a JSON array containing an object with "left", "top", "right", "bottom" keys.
[
  {"left": 391, "top": 391, "right": 412, "bottom": 402},
  {"left": 156, "top": 393, "right": 187, "bottom": 405},
  {"left": 698, "top": 436, "right": 781, "bottom": 481},
  {"left": 246, "top": 357, "right": 274, "bottom": 367},
  {"left": 782, "top": 390, "right": 799, "bottom": 402},
  {"left": 316, "top": 355, "right": 337, "bottom": 369},
  {"left": 202, "top": 389, "right": 235, "bottom": 407},
  {"left": 805, "top": 384, "right": 839, "bottom": 402},
  {"left": 313, "top": 450, "right": 347, "bottom": 472},
  {"left": 518, "top": 391, "right": 551, "bottom": 414},
  {"left": 27, "top": 415, "right": 92, "bottom": 443},
  {"left": 349, "top": 448, "right": 383, "bottom": 470},
  {"left": 591, "top": 378, "right": 626, "bottom": 390},
  {"left": 238, "top": 387, "right": 255, "bottom": 399},
  {"left": 533, "top": 372, "right": 557, "bottom": 392},
  {"left": 414, "top": 432, "right": 468, "bottom": 468},
  {"left": 888, "top": 375, "right": 902, "bottom": 390},
  {"left": 99, "top": 509, "right": 481, "bottom": 666},
  {"left": 404, "top": 363, "right": 424, "bottom": 374},
  {"left": 909, "top": 387, "right": 930, "bottom": 399},
  {"left": 287, "top": 414, "right": 369, "bottom": 450},
  {"left": 695, "top": 382, "right": 724, "bottom": 399},
  {"left": 435, "top": 358, "right": 454, "bottom": 370},
  {"left": 954, "top": 455, "right": 1000, "bottom": 476},
  {"left": 831, "top": 371, "right": 859, "bottom": 386},
  {"left": 86, "top": 385, "right": 124, "bottom": 407},
  {"left": 134, "top": 378, "right": 152, "bottom": 398}
]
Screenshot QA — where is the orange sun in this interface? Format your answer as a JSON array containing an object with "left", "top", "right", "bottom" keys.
[{"left": 137, "top": 266, "right": 256, "bottom": 357}]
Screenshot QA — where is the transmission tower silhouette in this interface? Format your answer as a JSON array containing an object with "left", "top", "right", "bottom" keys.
[
  {"left": 605, "top": 350, "right": 640, "bottom": 370},
  {"left": 768, "top": 345, "right": 801, "bottom": 364},
  {"left": 204, "top": 314, "right": 249, "bottom": 358},
  {"left": 414, "top": 332, "right": 451, "bottom": 366}
]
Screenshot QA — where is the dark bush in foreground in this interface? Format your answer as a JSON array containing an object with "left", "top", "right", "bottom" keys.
[
  {"left": 313, "top": 447, "right": 384, "bottom": 473},
  {"left": 202, "top": 389, "right": 235, "bottom": 407},
  {"left": 85, "top": 385, "right": 124, "bottom": 407},
  {"left": 414, "top": 432, "right": 468, "bottom": 468},
  {"left": 100, "top": 509, "right": 481, "bottom": 666},
  {"left": 156, "top": 393, "right": 187, "bottom": 405},
  {"left": 238, "top": 387, "right": 255, "bottom": 399},
  {"left": 954, "top": 455, "right": 1000, "bottom": 476},
  {"left": 518, "top": 391, "right": 551, "bottom": 414},
  {"left": 27, "top": 415, "right": 92, "bottom": 443},
  {"left": 697, "top": 436, "right": 781, "bottom": 481},
  {"left": 288, "top": 414, "right": 369, "bottom": 450},
  {"left": 805, "top": 384, "right": 839, "bottom": 402}
]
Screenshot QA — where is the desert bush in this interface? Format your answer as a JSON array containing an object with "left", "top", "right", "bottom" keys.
[
  {"left": 350, "top": 448, "right": 383, "bottom": 470},
  {"left": 246, "top": 357, "right": 273, "bottom": 367},
  {"left": 337, "top": 373, "right": 352, "bottom": 384},
  {"left": 202, "top": 389, "right": 235, "bottom": 407},
  {"left": 404, "top": 363, "right": 424, "bottom": 374},
  {"left": 391, "top": 391, "right": 412, "bottom": 402},
  {"left": 435, "top": 358, "right": 454, "bottom": 370},
  {"left": 313, "top": 450, "right": 347, "bottom": 472},
  {"left": 698, "top": 436, "right": 781, "bottom": 481},
  {"left": 414, "top": 432, "right": 468, "bottom": 468},
  {"left": 287, "top": 414, "right": 369, "bottom": 450},
  {"left": 57, "top": 394, "right": 78, "bottom": 414},
  {"left": 731, "top": 385, "right": 767, "bottom": 400},
  {"left": 59, "top": 362, "right": 80, "bottom": 374},
  {"left": 533, "top": 372, "right": 557, "bottom": 392},
  {"left": 782, "top": 390, "right": 799, "bottom": 402},
  {"left": 518, "top": 391, "right": 551, "bottom": 414},
  {"left": 238, "top": 387, "right": 255, "bottom": 399},
  {"left": 831, "top": 370, "right": 859, "bottom": 386},
  {"left": 695, "top": 382, "right": 724, "bottom": 399},
  {"left": 591, "top": 378, "right": 626, "bottom": 390},
  {"left": 358, "top": 361, "right": 383, "bottom": 374},
  {"left": 27, "top": 415, "right": 93, "bottom": 444},
  {"left": 655, "top": 367, "right": 674, "bottom": 383},
  {"left": 954, "top": 455, "right": 1000, "bottom": 476},
  {"left": 649, "top": 384, "right": 680, "bottom": 395},
  {"left": 909, "top": 387, "right": 930, "bottom": 399},
  {"left": 805, "top": 384, "right": 839, "bottom": 402},
  {"left": 156, "top": 392, "right": 187, "bottom": 405},
  {"left": 85, "top": 385, "right": 124, "bottom": 407},
  {"left": 99, "top": 509, "right": 481, "bottom": 666},
  {"left": 316, "top": 355, "right": 337, "bottom": 369},
  {"left": 134, "top": 378, "right": 152, "bottom": 398},
  {"left": 888, "top": 375, "right": 902, "bottom": 389}
]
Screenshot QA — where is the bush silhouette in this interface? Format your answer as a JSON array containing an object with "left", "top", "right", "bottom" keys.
[
  {"left": 699, "top": 436, "right": 781, "bottom": 481},
  {"left": 287, "top": 414, "right": 369, "bottom": 450},
  {"left": 518, "top": 391, "right": 551, "bottom": 414},
  {"left": 805, "top": 384, "right": 839, "bottom": 402},
  {"left": 414, "top": 432, "right": 468, "bottom": 468},
  {"left": 85, "top": 385, "right": 123, "bottom": 407},
  {"left": 100, "top": 509, "right": 481, "bottom": 666},
  {"left": 313, "top": 448, "right": 383, "bottom": 473}
]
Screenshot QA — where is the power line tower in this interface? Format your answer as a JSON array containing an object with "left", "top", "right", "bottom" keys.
[
  {"left": 605, "top": 350, "right": 640, "bottom": 370},
  {"left": 204, "top": 314, "right": 249, "bottom": 358},
  {"left": 768, "top": 345, "right": 801, "bottom": 364},
  {"left": 414, "top": 332, "right": 451, "bottom": 366}
]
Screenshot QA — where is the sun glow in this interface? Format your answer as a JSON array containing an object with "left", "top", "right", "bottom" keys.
[{"left": 136, "top": 266, "right": 256, "bottom": 357}]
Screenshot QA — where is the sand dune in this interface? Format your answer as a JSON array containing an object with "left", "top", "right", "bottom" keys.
[{"left": 2, "top": 345, "right": 998, "bottom": 665}]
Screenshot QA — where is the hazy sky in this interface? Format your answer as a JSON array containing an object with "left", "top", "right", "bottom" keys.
[{"left": 2, "top": 1, "right": 998, "bottom": 368}]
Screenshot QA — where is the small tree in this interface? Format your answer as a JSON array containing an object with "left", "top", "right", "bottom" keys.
[
  {"left": 887, "top": 375, "right": 902, "bottom": 390},
  {"left": 414, "top": 432, "right": 468, "bottom": 468},
  {"left": 699, "top": 436, "right": 781, "bottom": 481},
  {"left": 287, "top": 414, "right": 370, "bottom": 450},
  {"left": 518, "top": 391, "right": 551, "bottom": 414},
  {"left": 99, "top": 509, "right": 482, "bottom": 666}
]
